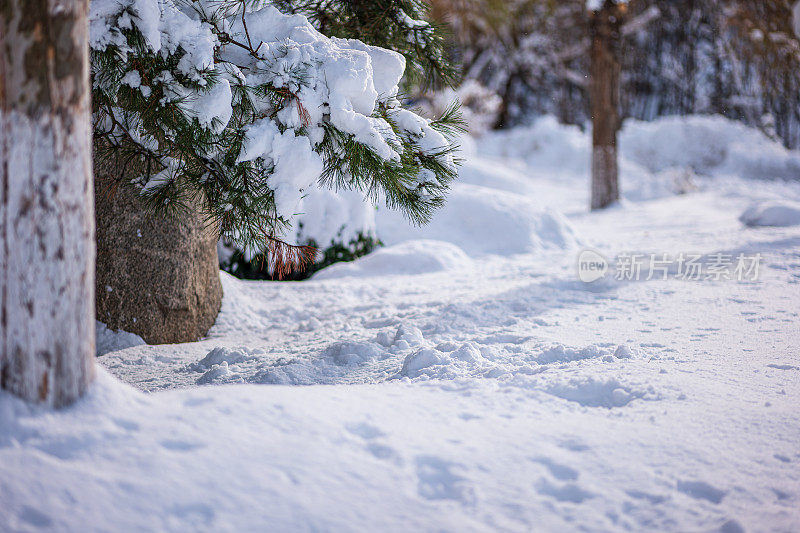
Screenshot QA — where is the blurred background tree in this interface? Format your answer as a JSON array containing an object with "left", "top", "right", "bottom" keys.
[
  {"left": 431, "top": 0, "right": 800, "bottom": 149},
  {"left": 430, "top": 0, "right": 588, "bottom": 128}
]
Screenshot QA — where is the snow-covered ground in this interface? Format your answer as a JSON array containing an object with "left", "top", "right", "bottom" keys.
[{"left": 3, "top": 116, "right": 800, "bottom": 532}]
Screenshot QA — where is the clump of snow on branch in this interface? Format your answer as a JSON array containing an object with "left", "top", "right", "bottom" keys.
[{"left": 90, "top": 0, "right": 217, "bottom": 77}]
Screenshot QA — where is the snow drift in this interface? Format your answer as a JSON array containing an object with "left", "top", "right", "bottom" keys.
[
  {"left": 13, "top": 112, "right": 800, "bottom": 532},
  {"left": 375, "top": 184, "right": 579, "bottom": 256},
  {"left": 314, "top": 240, "right": 472, "bottom": 279},
  {"left": 740, "top": 201, "right": 800, "bottom": 227}
]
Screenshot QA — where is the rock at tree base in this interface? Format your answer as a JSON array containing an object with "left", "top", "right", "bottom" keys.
[{"left": 94, "top": 150, "right": 222, "bottom": 344}]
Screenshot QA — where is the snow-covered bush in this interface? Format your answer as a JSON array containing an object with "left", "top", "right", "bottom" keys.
[
  {"left": 90, "top": 0, "right": 462, "bottom": 274},
  {"left": 219, "top": 231, "right": 381, "bottom": 281},
  {"left": 218, "top": 183, "right": 382, "bottom": 280}
]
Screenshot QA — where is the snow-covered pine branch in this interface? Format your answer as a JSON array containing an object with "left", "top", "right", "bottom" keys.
[{"left": 90, "top": 0, "right": 462, "bottom": 260}]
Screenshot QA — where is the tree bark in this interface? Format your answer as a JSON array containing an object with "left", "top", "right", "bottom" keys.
[
  {"left": 590, "top": 0, "right": 624, "bottom": 210},
  {"left": 0, "top": 0, "right": 95, "bottom": 407},
  {"left": 94, "top": 147, "right": 222, "bottom": 345}
]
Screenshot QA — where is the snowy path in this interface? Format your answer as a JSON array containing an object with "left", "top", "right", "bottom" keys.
[
  {"left": 101, "top": 189, "right": 800, "bottom": 394},
  {"left": 4, "top": 117, "right": 800, "bottom": 531}
]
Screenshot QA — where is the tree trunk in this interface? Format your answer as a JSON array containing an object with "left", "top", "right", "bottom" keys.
[
  {"left": 0, "top": 0, "right": 95, "bottom": 407},
  {"left": 94, "top": 147, "right": 222, "bottom": 345},
  {"left": 590, "top": 0, "right": 624, "bottom": 210}
]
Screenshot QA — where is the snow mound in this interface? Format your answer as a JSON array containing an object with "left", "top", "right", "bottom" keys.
[
  {"left": 189, "top": 347, "right": 265, "bottom": 385},
  {"left": 96, "top": 321, "right": 145, "bottom": 356},
  {"left": 192, "top": 347, "right": 260, "bottom": 370},
  {"left": 314, "top": 240, "right": 471, "bottom": 279},
  {"left": 251, "top": 340, "right": 389, "bottom": 385},
  {"left": 475, "top": 115, "right": 800, "bottom": 207},
  {"left": 621, "top": 115, "right": 800, "bottom": 180},
  {"left": 622, "top": 166, "right": 699, "bottom": 201},
  {"left": 399, "top": 343, "right": 490, "bottom": 379},
  {"left": 456, "top": 157, "right": 536, "bottom": 195},
  {"left": 740, "top": 201, "right": 800, "bottom": 227},
  {"left": 478, "top": 116, "right": 590, "bottom": 176},
  {"left": 535, "top": 344, "right": 613, "bottom": 364},
  {"left": 543, "top": 376, "right": 660, "bottom": 408},
  {"left": 376, "top": 324, "right": 425, "bottom": 351},
  {"left": 321, "top": 341, "right": 387, "bottom": 366},
  {"left": 376, "top": 184, "right": 579, "bottom": 256}
]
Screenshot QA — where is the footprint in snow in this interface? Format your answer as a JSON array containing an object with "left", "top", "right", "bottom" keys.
[
  {"left": 167, "top": 503, "right": 216, "bottom": 526},
  {"left": 625, "top": 489, "right": 669, "bottom": 505},
  {"left": 531, "top": 456, "right": 579, "bottom": 481},
  {"left": 19, "top": 506, "right": 53, "bottom": 528},
  {"left": 112, "top": 418, "right": 140, "bottom": 431},
  {"left": 346, "top": 422, "right": 400, "bottom": 462},
  {"left": 345, "top": 421, "right": 384, "bottom": 440},
  {"left": 365, "top": 442, "right": 399, "bottom": 461},
  {"left": 719, "top": 519, "right": 746, "bottom": 533},
  {"left": 676, "top": 480, "right": 727, "bottom": 504},
  {"left": 160, "top": 439, "right": 204, "bottom": 452},
  {"left": 557, "top": 439, "right": 591, "bottom": 452},
  {"left": 535, "top": 478, "right": 594, "bottom": 503},
  {"left": 772, "top": 488, "right": 791, "bottom": 500},
  {"left": 182, "top": 396, "right": 214, "bottom": 407},
  {"left": 415, "top": 456, "right": 476, "bottom": 505},
  {"left": 766, "top": 363, "right": 799, "bottom": 370}
]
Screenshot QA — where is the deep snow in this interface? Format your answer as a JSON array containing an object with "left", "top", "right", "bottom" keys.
[{"left": 2, "top": 115, "right": 800, "bottom": 532}]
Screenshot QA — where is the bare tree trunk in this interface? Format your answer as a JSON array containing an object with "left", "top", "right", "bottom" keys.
[
  {"left": 590, "top": 0, "right": 624, "bottom": 210},
  {"left": 0, "top": 0, "right": 95, "bottom": 407}
]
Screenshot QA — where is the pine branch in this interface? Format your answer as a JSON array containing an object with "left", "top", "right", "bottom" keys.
[{"left": 90, "top": 0, "right": 463, "bottom": 275}]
